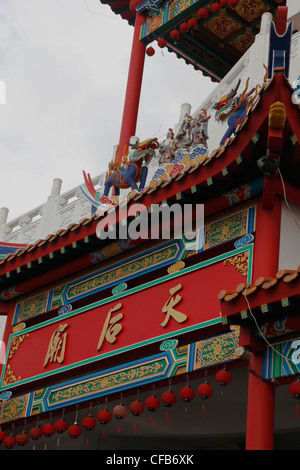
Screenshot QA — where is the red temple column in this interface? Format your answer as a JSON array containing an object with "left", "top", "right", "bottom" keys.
[
  {"left": 245, "top": 353, "right": 275, "bottom": 450},
  {"left": 244, "top": 194, "right": 282, "bottom": 450},
  {"left": 252, "top": 195, "right": 282, "bottom": 279},
  {"left": 117, "top": 11, "right": 146, "bottom": 163}
]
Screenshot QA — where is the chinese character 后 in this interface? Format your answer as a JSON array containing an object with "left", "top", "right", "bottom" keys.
[
  {"left": 97, "top": 303, "right": 123, "bottom": 351},
  {"left": 161, "top": 283, "right": 187, "bottom": 328},
  {"left": 43, "top": 324, "right": 68, "bottom": 368}
]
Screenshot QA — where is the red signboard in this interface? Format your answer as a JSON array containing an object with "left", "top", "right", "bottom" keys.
[{"left": 0, "top": 248, "right": 251, "bottom": 391}]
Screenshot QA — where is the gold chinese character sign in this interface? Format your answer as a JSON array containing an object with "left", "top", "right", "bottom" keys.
[{"left": 44, "top": 324, "right": 68, "bottom": 368}]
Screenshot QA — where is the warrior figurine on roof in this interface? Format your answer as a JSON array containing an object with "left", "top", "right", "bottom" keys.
[
  {"left": 158, "top": 128, "right": 175, "bottom": 163},
  {"left": 175, "top": 113, "right": 193, "bottom": 153},
  {"left": 191, "top": 109, "right": 211, "bottom": 148}
]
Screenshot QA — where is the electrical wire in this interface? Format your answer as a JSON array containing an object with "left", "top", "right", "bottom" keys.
[
  {"left": 278, "top": 167, "right": 300, "bottom": 232},
  {"left": 243, "top": 284, "right": 297, "bottom": 365},
  {"left": 240, "top": 169, "right": 300, "bottom": 372},
  {"left": 83, "top": 0, "right": 116, "bottom": 19}
]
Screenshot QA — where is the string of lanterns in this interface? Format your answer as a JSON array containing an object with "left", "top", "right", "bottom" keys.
[
  {"left": 146, "top": 1, "right": 240, "bottom": 55},
  {"left": 2, "top": 368, "right": 300, "bottom": 449},
  {"left": 0, "top": 368, "right": 233, "bottom": 450},
  {"left": 145, "top": 0, "right": 240, "bottom": 81}
]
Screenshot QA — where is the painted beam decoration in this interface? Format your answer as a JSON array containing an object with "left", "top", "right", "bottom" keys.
[
  {"left": 11, "top": 203, "right": 256, "bottom": 325},
  {"left": 0, "top": 328, "right": 240, "bottom": 424},
  {"left": 0, "top": 246, "right": 251, "bottom": 393},
  {"left": 140, "top": 0, "right": 285, "bottom": 79},
  {"left": 262, "top": 337, "right": 300, "bottom": 380}
]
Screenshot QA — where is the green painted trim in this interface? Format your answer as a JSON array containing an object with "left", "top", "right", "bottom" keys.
[
  {"left": 0, "top": 317, "right": 221, "bottom": 391},
  {"left": 12, "top": 244, "right": 253, "bottom": 334},
  {"left": 1, "top": 245, "right": 253, "bottom": 391}
]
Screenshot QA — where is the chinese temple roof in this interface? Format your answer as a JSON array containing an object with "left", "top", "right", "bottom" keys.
[
  {"left": 101, "top": 0, "right": 287, "bottom": 80},
  {"left": 218, "top": 265, "right": 300, "bottom": 328},
  {"left": 0, "top": 69, "right": 299, "bottom": 297},
  {"left": 100, "top": 0, "right": 136, "bottom": 24}
]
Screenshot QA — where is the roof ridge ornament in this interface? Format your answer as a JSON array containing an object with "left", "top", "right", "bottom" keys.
[{"left": 267, "top": 6, "right": 292, "bottom": 80}]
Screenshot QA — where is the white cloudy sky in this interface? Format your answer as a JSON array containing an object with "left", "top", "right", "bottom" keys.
[{"left": 0, "top": 0, "right": 216, "bottom": 221}]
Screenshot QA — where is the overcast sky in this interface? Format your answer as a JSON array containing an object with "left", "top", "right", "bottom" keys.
[{"left": 0, "top": 0, "right": 216, "bottom": 222}]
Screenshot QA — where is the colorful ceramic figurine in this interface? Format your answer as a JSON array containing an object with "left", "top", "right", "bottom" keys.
[
  {"left": 81, "top": 137, "right": 159, "bottom": 214},
  {"left": 158, "top": 128, "right": 175, "bottom": 163},
  {"left": 102, "top": 137, "right": 159, "bottom": 197},
  {"left": 191, "top": 109, "right": 210, "bottom": 148},
  {"left": 175, "top": 113, "right": 193, "bottom": 153},
  {"left": 213, "top": 79, "right": 257, "bottom": 147}
]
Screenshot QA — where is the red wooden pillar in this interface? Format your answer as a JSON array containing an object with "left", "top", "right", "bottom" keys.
[
  {"left": 117, "top": 11, "right": 146, "bottom": 163},
  {"left": 252, "top": 194, "right": 282, "bottom": 279},
  {"left": 245, "top": 193, "right": 282, "bottom": 450},
  {"left": 245, "top": 353, "right": 275, "bottom": 450}
]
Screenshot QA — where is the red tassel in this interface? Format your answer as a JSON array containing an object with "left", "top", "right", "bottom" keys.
[
  {"left": 86, "top": 438, "right": 89, "bottom": 448},
  {"left": 117, "top": 424, "right": 120, "bottom": 434},
  {"left": 134, "top": 423, "right": 137, "bottom": 434},
  {"left": 101, "top": 430, "right": 106, "bottom": 438},
  {"left": 296, "top": 404, "right": 299, "bottom": 418},
  {"left": 202, "top": 405, "right": 206, "bottom": 419},
  {"left": 150, "top": 416, "right": 154, "bottom": 427},
  {"left": 166, "top": 412, "right": 169, "bottom": 425}
]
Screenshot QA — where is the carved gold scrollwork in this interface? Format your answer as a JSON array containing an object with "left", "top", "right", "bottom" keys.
[
  {"left": 224, "top": 252, "right": 249, "bottom": 277},
  {"left": 3, "top": 364, "right": 21, "bottom": 385},
  {"left": 8, "top": 334, "right": 29, "bottom": 360}
]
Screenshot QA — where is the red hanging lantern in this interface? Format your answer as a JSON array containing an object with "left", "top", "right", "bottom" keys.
[
  {"left": 130, "top": 394, "right": 144, "bottom": 434},
  {"left": 157, "top": 38, "right": 167, "bottom": 48},
  {"left": 146, "top": 46, "right": 155, "bottom": 57},
  {"left": 161, "top": 390, "right": 176, "bottom": 407},
  {"left": 180, "top": 22, "right": 189, "bottom": 33},
  {"left": 0, "top": 429, "right": 6, "bottom": 443},
  {"left": 179, "top": 386, "right": 195, "bottom": 403},
  {"left": 54, "top": 419, "right": 68, "bottom": 434},
  {"left": 4, "top": 434, "right": 16, "bottom": 449},
  {"left": 54, "top": 418, "right": 68, "bottom": 447},
  {"left": 29, "top": 425, "right": 42, "bottom": 440},
  {"left": 229, "top": 0, "right": 239, "bottom": 7},
  {"left": 187, "top": 18, "right": 197, "bottom": 30},
  {"left": 170, "top": 29, "right": 180, "bottom": 41},
  {"left": 97, "top": 409, "right": 111, "bottom": 425},
  {"left": 161, "top": 389, "right": 176, "bottom": 425},
  {"left": 197, "top": 8, "right": 208, "bottom": 19},
  {"left": 113, "top": 394, "right": 127, "bottom": 433},
  {"left": 211, "top": 3, "right": 221, "bottom": 14},
  {"left": 216, "top": 369, "right": 232, "bottom": 386},
  {"left": 197, "top": 383, "right": 213, "bottom": 399},
  {"left": 220, "top": 0, "right": 228, "bottom": 7},
  {"left": 82, "top": 415, "right": 96, "bottom": 431},
  {"left": 289, "top": 380, "right": 300, "bottom": 398},
  {"left": 113, "top": 404, "right": 127, "bottom": 420},
  {"left": 42, "top": 423, "right": 55, "bottom": 438},
  {"left": 289, "top": 379, "right": 300, "bottom": 417},
  {"left": 197, "top": 383, "right": 213, "bottom": 418},
  {"left": 145, "top": 394, "right": 160, "bottom": 427},
  {"left": 16, "top": 431, "right": 29, "bottom": 446},
  {"left": 129, "top": 400, "right": 144, "bottom": 417},
  {"left": 68, "top": 424, "right": 81, "bottom": 439},
  {"left": 145, "top": 395, "right": 160, "bottom": 412}
]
